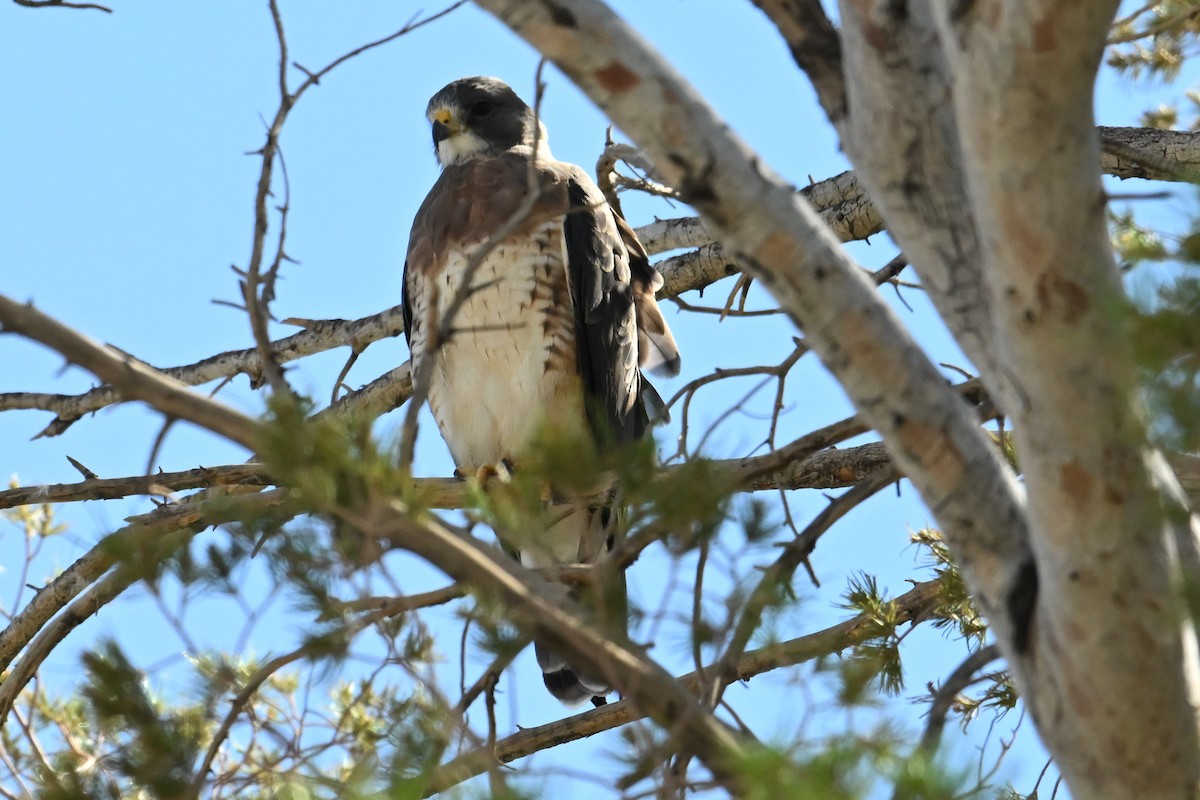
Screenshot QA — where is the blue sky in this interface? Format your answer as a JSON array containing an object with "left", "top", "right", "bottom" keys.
[{"left": 0, "top": 1, "right": 1194, "bottom": 797}]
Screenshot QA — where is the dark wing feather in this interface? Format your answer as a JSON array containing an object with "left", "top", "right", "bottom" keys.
[
  {"left": 562, "top": 174, "right": 646, "bottom": 446},
  {"left": 614, "top": 211, "right": 681, "bottom": 378},
  {"left": 400, "top": 259, "right": 414, "bottom": 349}
]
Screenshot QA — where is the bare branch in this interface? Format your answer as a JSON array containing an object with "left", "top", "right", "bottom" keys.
[
  {"left": 2, "top": 377, "right": 1000, "bottom": 514},
  {"left": 701, "top": 466, "right": 901, "bottom": 709},
  {"left": 238, "top": 0, "right": 468, "bottom": 395},
  {"left": 915, "top": 643, "right": 1002, "bottom": 758},
  {"left": 0, "top": 464, "right": 273, "bottom": 509},
  {"left": 11, "top": 0, "right": 110, "bottom": 11},
  {"left": 240, "top": 0, "right": 294, "bottom": 395},
  {"left": 426, "top": 577, "right": 945, "bottom": 794},
  {"left": 287, "top": 2, "right": 467, "bottom": 94},
  {"left": 656, "top": 244, "right": 743, "bottom": 299},
  {"left": 322, "top": 584, "right": 467, "bottom": 620},
  {"left": 637, "top": 168, "right": 883, "bottom": 259},
  {"left": 0, "top": 567, "right": 133, "bottom": 722},
  {"left": 1100, "top": 125, "right": 1200, "bottom": 181},
  {"left": 0, "top": 295, "right": 261, "bottom": 451},
  {"left": 0, "top": 436, "right": 896, "bottom": 514},
  {"left": 325, "top": 362, "right": 413, "bottom": 419},
  {"left": 362, "top": 505, "right": 748, "bottom": 792},
  {"left": 0, "top": 309, "right": 408, "bottom": 438}
]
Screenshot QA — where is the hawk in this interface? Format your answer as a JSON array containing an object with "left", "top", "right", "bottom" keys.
[{"left": 401, "top": 77, "right": 680, "bottom": 705}]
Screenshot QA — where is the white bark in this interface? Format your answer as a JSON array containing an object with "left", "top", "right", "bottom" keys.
[
  {"left": 930, "top": 2, "right": 1200, "bottom": 795},
  {"left": 835, "top": 0, "right": 1200, "bottom": 795}
]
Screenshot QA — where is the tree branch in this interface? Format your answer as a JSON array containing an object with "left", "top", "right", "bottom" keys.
[
  {"left": 11, "top": 0, "right": 110, "bottom": 11},
  {"left": 0, "top": 295, "right": 261, "bottom": 451},
  {"left": 0, "top": 464, "right": 273, "bottom": 509},
  {"left": 914, "top": 643, "right": 1001, "bottom": 758},
  {"left": 237, "top": 0, "right": 469, "bottom": 395},
  {"left": 0, "top": 489, "right": 293, "bottom": 676},
  {"left": 0, "top": 310, "right": 409, "bottom": 437},
  {"left": 701, "top": 465, "right": 901, "bottom": 710},
  {"left": 362, "top": 504, "right": 748, "bottom": 793},
  {"left": 0, "top": 430, "right": 898, "bottom": 513},
  {"left": 425, "top": 576, "right": 946, "bottom": 794},
  {"left": 1100, "top": 125, "right": 1200, "bottom": 182},
  {"left": 0, "top": 564, "right": 136, "bottom": 722}
]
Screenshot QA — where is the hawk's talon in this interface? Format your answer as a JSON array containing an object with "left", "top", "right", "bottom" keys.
[{"left": 475, "top": 460, "right": 514, "bottom": 486}]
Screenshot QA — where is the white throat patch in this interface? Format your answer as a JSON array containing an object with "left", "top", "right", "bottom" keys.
[
  {"left": 435, "top": 129, "right": 491, "bottom": 167},
  {"left": 434, "top": 120, "right": 554, "bottom": 168}
]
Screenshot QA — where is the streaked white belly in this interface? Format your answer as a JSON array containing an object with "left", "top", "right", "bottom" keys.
[{"left": 417, "top": 222, "right": 585, "bottom": 470}]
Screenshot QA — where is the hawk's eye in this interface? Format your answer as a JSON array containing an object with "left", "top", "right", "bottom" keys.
[{"left": 470, "top": 100, "right": 494, "bottom": 117}]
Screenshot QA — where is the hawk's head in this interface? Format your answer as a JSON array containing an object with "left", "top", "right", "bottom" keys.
[{"left": 425, "top": 77, "right": 550, "bottom": 167}]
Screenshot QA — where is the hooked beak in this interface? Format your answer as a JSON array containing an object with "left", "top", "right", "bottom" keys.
[{"left": 430, "top": 107, "right": 460, "bottom": 145}]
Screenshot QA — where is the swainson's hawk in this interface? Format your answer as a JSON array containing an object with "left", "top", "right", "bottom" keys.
[{"left": 402, "top": 76, "right": 680, "bottom": 705}]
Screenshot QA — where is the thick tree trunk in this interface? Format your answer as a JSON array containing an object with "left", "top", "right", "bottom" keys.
[{"left": 840, "top": 2, "right": 1200, "bottom": 796}]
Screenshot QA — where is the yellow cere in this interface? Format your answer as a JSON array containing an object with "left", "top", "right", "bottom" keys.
[{"left": 432, "top": 107, "right": 455, "bottom": 126}]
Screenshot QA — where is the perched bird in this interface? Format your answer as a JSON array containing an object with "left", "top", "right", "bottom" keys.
[{"left": 401, "top": 77, "right": 680, "bottom": 705}]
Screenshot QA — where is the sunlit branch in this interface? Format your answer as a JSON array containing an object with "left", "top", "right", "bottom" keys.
[
  {"left": 0, "top": 295, "right": 261, "bottom": 451},
  {"left": 424, "top": 577, "right": 946, "bottom": 795}
]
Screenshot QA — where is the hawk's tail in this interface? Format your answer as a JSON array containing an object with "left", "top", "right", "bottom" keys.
[
  {"left": 533, "top": 568, "right": 627, "bottom": 706},
  {"left": 535, "top": 640, "right": 613, "bottom": 707},
  {"left": 527, "top": 502, "right": 627, "bottom": 706}
]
